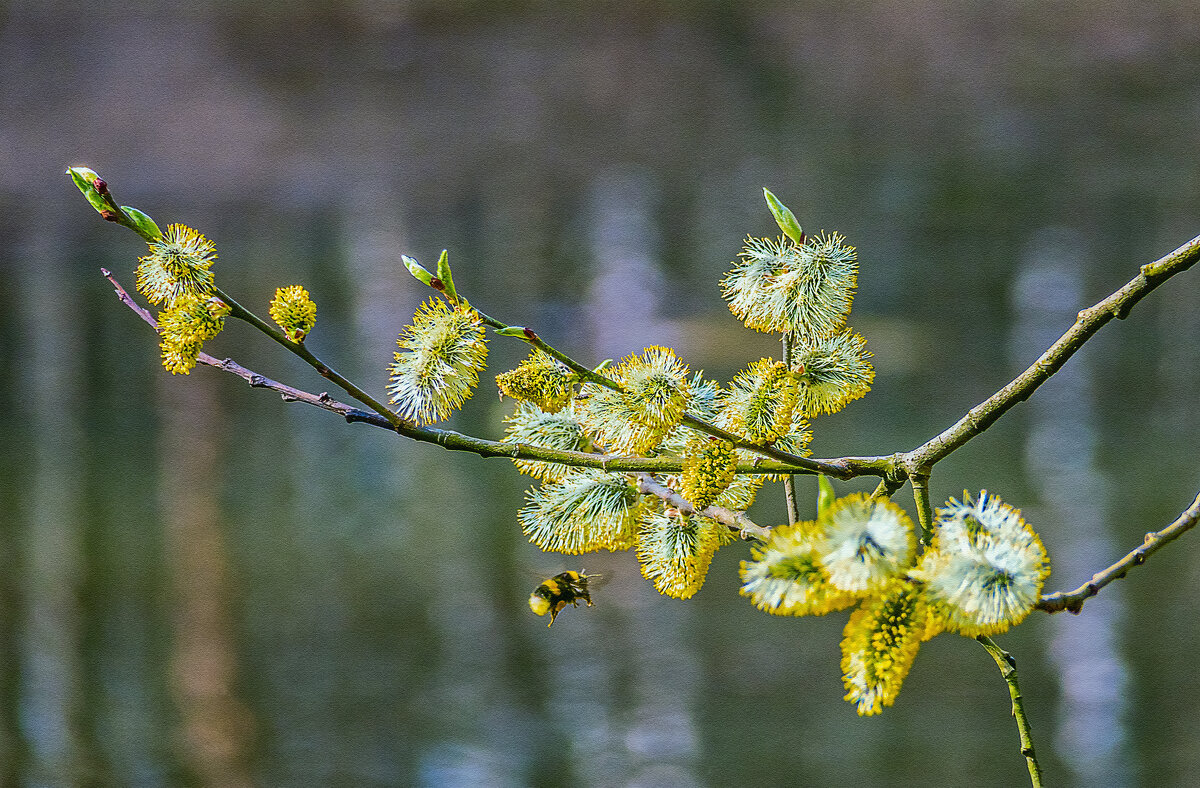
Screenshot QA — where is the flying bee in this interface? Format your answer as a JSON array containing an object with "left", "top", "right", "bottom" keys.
[{"left": 528, "top": 571, "right": 597, "bottom": 626}]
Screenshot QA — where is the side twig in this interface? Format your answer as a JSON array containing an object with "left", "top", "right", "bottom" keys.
[
  {"left": 100, "top": 270, "right": 797, "bottom": 476},
  {"left": 636, "top": 474, "right": 770, "bottom": 541},
  {"left": 781, "top": 332, "right": 801, "bottom": 525},
  {"left": 977, "top": 636, "right": 1043, "bottom": 788},
  {"left": 910, "top": 472, "right": 934, "bottom": 546},
  {"left": 1038, "top": 490, "right": 1200, "bottom": 614}
]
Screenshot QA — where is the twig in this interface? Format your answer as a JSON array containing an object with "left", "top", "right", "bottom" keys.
[
  {"left": 977, "top": 636, "right": 1043, "bottom": 787},
  {"left": 475, "top": 308, "right": 846, "bottom": 477},
  {"left": 910, "top": 472, "right": 934, "bottom": 546},
  {"left": 1038, "top": 490, "right": 1200, "bottom": 614},
  {"left": 781, "top": 332, "right": 800, "bottom": 525},
  {"left": 101, "top": 270, "right": 807, "bottom": 476},
  {"left": 903, "top": 234, "right": 1200, "bottom": 471},
  {"left": 636, "top": 474, "right": 771, "bottom": 541}
]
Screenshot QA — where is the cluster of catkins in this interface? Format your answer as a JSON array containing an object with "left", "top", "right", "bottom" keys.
[{"left": 108, "top": 167, "right": 1050, "bottom": 717}]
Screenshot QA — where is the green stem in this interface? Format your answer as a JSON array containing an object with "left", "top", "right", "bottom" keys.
[
  {"left": 977, "top": 636, "right": 1043, "bottom": 788},
  {"left": 910, "top": 472, "right": 934, "bottom": 546},
  {"left": 215, "top": 286, "right": 407, "bottom": 432}
]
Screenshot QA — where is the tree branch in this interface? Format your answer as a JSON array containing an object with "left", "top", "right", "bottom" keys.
[
  {"left": 636, "top": 474, "right": 771, "bottom": 541},
  {"left": 101, "top": 270, "right": 812, "bottom": 476},
  {"left": 1037, "top": 490, "right": 1200, "bottom": 614},
  {"left": 903, "top": 234, "right": 1200, "bottom": 471}
]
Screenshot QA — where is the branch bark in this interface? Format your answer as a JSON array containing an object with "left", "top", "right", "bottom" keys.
[{"left": 1037, "top": 490, "right": 1200, "bottom": 614}]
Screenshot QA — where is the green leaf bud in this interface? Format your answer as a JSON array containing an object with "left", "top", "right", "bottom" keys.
[
  {"left": 817, "top": 474, "right": 836, "bottom": 516},
  {"left": 121, "top": 206, "right": 163, "bottom": 241},
  {"left": 67, "top": 166, "right": 113, "bottom": 217},
  {"left": 763, "top": 187, "right": 804, "bottom": 245},
  {"left": 435, "top": 249, "right": 458, "bottom": 303},
  {"left": 402, "top": 255, "right": 438, "bottom": 289}
]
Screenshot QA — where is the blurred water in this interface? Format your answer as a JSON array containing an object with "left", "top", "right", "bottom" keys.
[
  {"left": 1012, "top": 229, "right": 1131, "bottom": 787},
  {"left": 2, "top": 3, "right": 1200, "bottom": 785}
]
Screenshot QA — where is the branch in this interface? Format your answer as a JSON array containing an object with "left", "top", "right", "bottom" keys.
[
  {"left": 1038, "top": 490, "right": 1200, "bottom": 614},
  {"left": 976, "top": 636, "right": 1044, "bottom": 787},
  {"left": 781, "top": 332, "right": 801, "bottom": 525},
  {"left": 101, "top": 270, "right": 810, "bottom": 476},
  {"left": 476, "top": 308, "right": 848, "bottom": 477},
  {"left": 636, "top": 474, "right": 771, "bottom": 541},
  {"left": 904, "top": 234, "right": 1200, "bottom": 471}
]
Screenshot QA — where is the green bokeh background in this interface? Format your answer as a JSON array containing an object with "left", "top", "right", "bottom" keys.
[{"left": 2, "top": 3, "right": 1198, "bottom": 786}]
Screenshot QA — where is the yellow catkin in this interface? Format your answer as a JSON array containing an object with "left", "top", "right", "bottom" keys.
[
  {"left": 680, "top": 438, "right": 737, "bottom": 510},
  {"left": 495, "top": 351, "right": 577, "bottom": 413},
  {"left": 269, "top": 285, "right": 317, "bottom": 342}
]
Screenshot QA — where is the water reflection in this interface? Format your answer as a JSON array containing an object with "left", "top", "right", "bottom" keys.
[
  {"left": 15, "top": 219, "right": 89, "bottom": 785},
  {"left": 1012, "top": 229, "right": 1131, "bottom": 786},
  {"left": 2, "top": 3, "right": 1199, "bottom": 785}
]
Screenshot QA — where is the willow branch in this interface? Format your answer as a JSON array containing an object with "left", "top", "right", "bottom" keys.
[
  {"left": 1038, "top": 490, "right": 1200, "bottom": 614},
  {"left": 903, "top": 234, "right": 1200, "bottom": 471},
  {"left": 102, "top": 270, "right": 809, "bottom": 475},
  {"left": 977, "top": 636, "right": 1043, "bottom": 788},
  {"left": 475, "top": 308, "right": 847, "bottom": 477},
  {"left": 636, "top": 474, "right": 771, "bottom": 541}
]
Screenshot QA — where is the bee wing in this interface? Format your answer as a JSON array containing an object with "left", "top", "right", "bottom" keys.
[{"left": 581, "top": 571, "right": 611, "bottom": 590}]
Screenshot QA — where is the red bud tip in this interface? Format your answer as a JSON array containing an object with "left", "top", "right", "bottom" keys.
[
  {"left": 99, "top": 209, "right": 119, "bottom": 221},
  {"left": 430, "top": 277, "right": 445, "bottom": 290},
  {"left": 798, "top": 232, "right": 805, "bottom": 245},
  {"left": 523, "top": 327, "right": 537, "bottom": 340},
  {"left": 93, "top": 178, "right": 108, "bottom": 195}
]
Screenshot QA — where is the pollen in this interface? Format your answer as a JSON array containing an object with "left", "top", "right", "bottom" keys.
[
  {"left": 269, "top": 285, "right": 317, "bottom": 342},
  {"left": 387, "top": 297, "right": 489, "bottom": 425},
  {"left": 502, "top": 402, "right": 591, "bottom": 482},
  {"left": 156, "top": 293, "right": 230, "bottom": 375},
  {"left": 792, "top": 329, "right": 874, "bottom": 417},
  {"left": 519, "top": 470, "right": 641, "bottom": 554},
  {"left": 496, "top": 350, "right": 578, "bottom": 414},
  {"left": 680, "top": 437, "right": 737, "bottom": 510},
  {"left": 136, "top": 223, "right": 217, "bottom": 306},
  {"left": 636, "top": 508, "right": 722, "bottom": 599},
  {"left": 912, "top": 491, "right": 1050, "bottom": 637},
  {"left": 721, "top": 358, "right": 799, "bottom": 444},
  {"left": 721, "top": 233, "right": 857, "bottom": 340},
  {"left": 740, "top": 521, "right": 858, "bottom": 616},
  {"left": 841, "top": 579, "right": 927, "bottom": 716},
  {"left": 816, "top": 494, "right": 917, "bottom": 596},
  {"left": 579, "top": 346, "right": 692, "bottom": 455}
]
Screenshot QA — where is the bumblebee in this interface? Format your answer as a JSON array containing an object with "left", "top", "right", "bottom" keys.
[{"left": 528, "top": 571, "right": 596, "bottom": 626}]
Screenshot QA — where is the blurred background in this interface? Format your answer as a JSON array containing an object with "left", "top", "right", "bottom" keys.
[{"left": 2, "top": 1, "right": 1199, "bottom": 786}]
